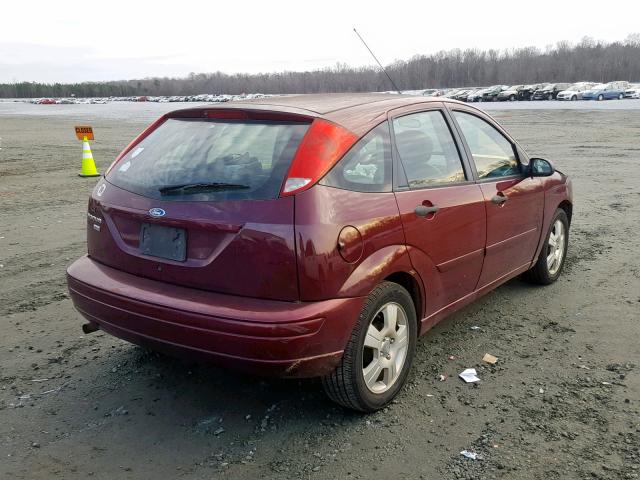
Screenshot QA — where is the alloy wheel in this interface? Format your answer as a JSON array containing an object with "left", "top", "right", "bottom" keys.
[
  {"left": 362, "top": 302, "right": 409, "bottom": 394},
  {"left": 546, "top": 219, "right": 566, "bottom": 276}
]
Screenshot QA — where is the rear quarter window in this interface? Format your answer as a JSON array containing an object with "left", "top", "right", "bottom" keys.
[
  {"left": 107, "top": 118, "right": 309, "bottom": 201},
  {"left": 320, "top": 122, "right": 392, "bottom": 193}
]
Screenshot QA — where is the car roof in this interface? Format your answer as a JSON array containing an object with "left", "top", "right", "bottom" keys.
[{"left": 209, "top": 93, "right": 454, "bottom": 135}]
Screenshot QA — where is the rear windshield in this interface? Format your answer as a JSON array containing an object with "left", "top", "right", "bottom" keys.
[{"left": 107, "top": 118, "right": 309, "bottom": 201}]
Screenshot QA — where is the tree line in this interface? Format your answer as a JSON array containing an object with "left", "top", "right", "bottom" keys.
[{"left": 2, "top": 35, "right": 639, "bottom": 98}]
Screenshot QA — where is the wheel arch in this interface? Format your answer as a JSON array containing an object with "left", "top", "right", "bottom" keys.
[
  {"left": 384, "top": 271, "right": 424, "bottom": 323},
  {"left": 558, "top": 200, "right": 573, "bottom": 225}
]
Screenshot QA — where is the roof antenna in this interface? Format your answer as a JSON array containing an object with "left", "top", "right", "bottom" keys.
[{"left": 353, "top": 27, "right": 401, "bottom": 94}]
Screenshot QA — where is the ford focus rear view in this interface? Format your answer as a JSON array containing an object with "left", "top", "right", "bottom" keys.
[{"left": 67, "top": 94, "right": 573, "bottom": 412}]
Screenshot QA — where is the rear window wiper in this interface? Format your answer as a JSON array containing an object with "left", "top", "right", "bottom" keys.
[{"left": 159, "top": 182, "right": 251, "bottom": 195}]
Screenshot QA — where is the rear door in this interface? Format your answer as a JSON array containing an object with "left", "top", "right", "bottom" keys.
[
  {"left": 391, "top": 105, "right": 486, "bottom": 315},
  {"left": 89, "top": 113, "right": 311, "bottom": 301},
  {"left": 448, "top": 106, "right": 544, "bottom": 288}
]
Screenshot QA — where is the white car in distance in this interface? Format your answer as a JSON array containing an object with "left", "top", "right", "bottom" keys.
[{"left": 556, "top": 82, "right": 596, "bottom": 101}]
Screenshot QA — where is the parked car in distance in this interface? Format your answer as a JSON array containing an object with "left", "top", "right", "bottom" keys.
[
  {"left": 420, "top": 89, "right": 444, "bottom": 97},
  {"left": 582, "top": 81, "right": 629, "bottom": 100},
  {"left": 519, "top": 83, "right": 547, "bottom": 101},
  {"left": 451, "top": 88, "right": 474, "bottom": 101},
  {"left": 465, "top": 88, "right": 487, "bottom": 102},
  {"left": 532, "top": 83, "right": 571, "bottom": 100},
  {"left": 443, "top": 89, "right": 463, "bottom": 99},
  {"left": 623, "top": 84, "right": 640, "bottom": 99},
  {"left": 555, "top": 82, "right": 596, "bottom": 101},
  {"left": 480, "top": 85, "right": 509, "bottom": 102},
  {"left": 67, "top": 94, "right": 573, "bottom": 412},
  {"left": 497, "top": 85, "right": 524, "bottom": 101}
]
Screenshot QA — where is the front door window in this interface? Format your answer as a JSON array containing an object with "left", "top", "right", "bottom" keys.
[{"left": 452, "top": 111, "right": 520, "bottom": 179}]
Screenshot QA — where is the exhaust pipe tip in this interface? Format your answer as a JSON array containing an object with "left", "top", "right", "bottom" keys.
[{"left": 82, "top": 322, "right": 100, "bottom": 334}]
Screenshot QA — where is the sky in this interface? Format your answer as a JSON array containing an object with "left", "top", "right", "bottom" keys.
[{"left": 2, "top": 0, "right": 639, "bottom": 83}]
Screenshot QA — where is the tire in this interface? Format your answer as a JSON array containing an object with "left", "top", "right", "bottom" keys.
[
  {"left": 509, "top": 94, "right": 516, "bottom": 101},
  {"left": 523, "top": 209, "right": 569, "bottom": 285},
  {"left": 547, "top": 93, "right": 553, "bottom": 101},
  {"left": 322, "top": 281, "right": 417, "bottom": 412},
  {"left": 598, "top": 94, "right": 604, "bottom": 101},
  {"left": 618, "top": 93, "right": 624, "bottom": 100},
  {"left": 571, "top": 95, "right": 577, "bottom": 101}
]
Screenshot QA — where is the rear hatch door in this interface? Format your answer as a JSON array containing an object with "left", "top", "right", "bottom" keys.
[{"left": 88, "top": 109, "right": 311, "bottom": 301}]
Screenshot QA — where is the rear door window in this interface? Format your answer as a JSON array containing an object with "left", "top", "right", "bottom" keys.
[
  {"left": 392, "top": 110, "right": 466, "bottom": 189},
  {"left": 107, "top": 118, "right": 309, "bottom": 201},
  {"left": 452, "top": 111, "right": 520, "bottom": 179},
  {"left": 321, "top": 122, "right": 392, "bottom": 192}
]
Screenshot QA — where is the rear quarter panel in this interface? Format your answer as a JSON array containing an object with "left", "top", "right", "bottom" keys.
[{"left": 294, "top": 185, "right": 414, "bottom": 302}]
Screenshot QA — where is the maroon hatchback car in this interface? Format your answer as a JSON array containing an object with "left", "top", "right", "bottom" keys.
[{"left": 67, "top": 94, "right": 572, "bottom": 412}]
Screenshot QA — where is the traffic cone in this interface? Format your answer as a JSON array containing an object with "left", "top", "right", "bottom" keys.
[{"left": 79, "top": 136, "right": 100, "bottom": 177}]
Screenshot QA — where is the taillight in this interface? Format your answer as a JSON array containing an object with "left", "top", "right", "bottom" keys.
[
  {"left": 280, "top": 119, "right": 358, "bottom": 196},
  {"left": 104, "top": 115, "right": 168, "bottom": 175}
]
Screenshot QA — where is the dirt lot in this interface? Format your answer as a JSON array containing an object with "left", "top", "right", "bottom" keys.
[{"left": 1, "top": 102, "right": 639, "bottom": 480}]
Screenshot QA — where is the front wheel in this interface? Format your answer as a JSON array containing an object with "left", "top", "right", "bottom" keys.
[
  {"left": 598, "top": 94, "right": 604, "bottom": 101},
  {"left": 571, "top": 95, "right": 577, "bottom": 101},
  {"left": 322, "top": 282, "right": 417, "bottom": 412},
  {"left": 523, "top": 209, "right": 569, "bottom": 285},
  {"left": 618, "top": 93, "right": 624, "bottom": 100}
]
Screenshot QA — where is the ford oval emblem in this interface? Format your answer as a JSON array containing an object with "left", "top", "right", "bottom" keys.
[{"left": 149, "top": 207, "right": 166, "bottom": 217}]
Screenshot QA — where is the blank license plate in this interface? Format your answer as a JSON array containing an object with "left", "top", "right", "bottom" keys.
[{"left": 140, "top": 223, "right": 187, "bottom": 262}]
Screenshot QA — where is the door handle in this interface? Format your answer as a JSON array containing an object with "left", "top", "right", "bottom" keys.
[
  {"left": 415, "top": 205, "right": 440, "bottom": 217},
  {"left": 491, "top": 193, "right": 508, "bottom": 205}
]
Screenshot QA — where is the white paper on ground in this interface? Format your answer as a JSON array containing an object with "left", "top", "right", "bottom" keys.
[
  {"left": 460, "top": 450, "right": 482, "bottom": 460},
  {"left": 459, "top": 368, "right": 480, "bottom": 383}
]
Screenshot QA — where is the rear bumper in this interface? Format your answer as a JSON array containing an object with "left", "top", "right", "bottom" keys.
[{"left": 67, "top": 256, "right": 364, "bottom": 378}]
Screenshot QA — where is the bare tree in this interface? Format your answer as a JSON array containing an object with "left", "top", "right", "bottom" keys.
[{"left": 2, "top": 35, "right": 639, "bottom": 98}]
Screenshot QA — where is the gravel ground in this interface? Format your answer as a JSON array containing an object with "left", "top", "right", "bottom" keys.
[{"left": 1, "top": 102, "right": 639, "bottom": 479}]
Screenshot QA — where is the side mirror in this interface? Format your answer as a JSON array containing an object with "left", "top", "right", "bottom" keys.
[{"left": 529, "top": 158, "right": 555, "bottom": 177}]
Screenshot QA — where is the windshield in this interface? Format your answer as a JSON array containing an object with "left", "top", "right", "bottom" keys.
[{"left": 107, "top": 118, "right": 310, "bottom": 201}]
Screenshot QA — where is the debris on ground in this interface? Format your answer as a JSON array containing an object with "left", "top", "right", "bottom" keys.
[
  {"left": 459, "top": 369, "right": 480, "bottom": 383},
  {"left": 460, "top": 450, "right": 483, "bottom": 460},
  {"left": 482, "top": 353, "right": 498, "bottom": 364}
]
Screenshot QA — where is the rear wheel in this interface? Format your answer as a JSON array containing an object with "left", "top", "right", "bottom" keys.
[
  {"left": 523, "top": 209, "right": 569, "bottom": 285},
  {"left": 322, "top": 281, "right": 417, "bottom": 412}
]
